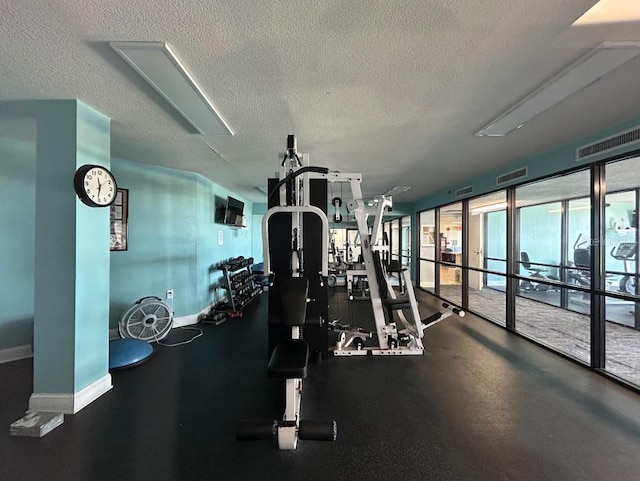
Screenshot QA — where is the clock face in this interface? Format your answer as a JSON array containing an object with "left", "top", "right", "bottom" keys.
[{"left": 74, "top": 164, "right": 118, "bottom": 207}]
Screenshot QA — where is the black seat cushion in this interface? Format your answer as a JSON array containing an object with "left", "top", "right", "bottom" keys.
[
  {"left": 372, "top": 251, "right": 412, "bottom": 312},
  {"left": 267, "top": 339, "right": 309, "bottom": 379},
  {"left": 279, "top": 277, "right": 309, "bottom": 326},
  {"left": 387, "top": 260, "right": 403, "bottom": 273},
  {"left": 384, "top": 298, "right": 411, "bottom": 310}
]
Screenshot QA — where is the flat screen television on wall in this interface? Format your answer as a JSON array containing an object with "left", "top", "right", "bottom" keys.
[{"left": 224, "top": 196, "right": 245, "bottom": 226}]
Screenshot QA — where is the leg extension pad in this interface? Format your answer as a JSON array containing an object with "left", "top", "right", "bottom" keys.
[
  {"left": 298, "top": 420, "right": 338, "bottom": 441},
  {"left": 237, "top": 419, "right": 278, "bottom": 441}
]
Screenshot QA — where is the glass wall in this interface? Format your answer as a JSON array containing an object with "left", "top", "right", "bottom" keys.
[
  {"left": 604, "top": 157, "right": 640, "bottom": 385},
  {"left": 514, "top": 170, "right": 591, "bottom": 361},
  {"left": 329, "top": 227, "right": 347, "bottom": 267},
  {"left": 418, "top": 210, "right": 436, "bottom": 291},
  {"left": 346, "top": 228, "right": 362, "bottom": 263},
  {"left": 439, "top": 202, "right": 462, "bottom": 306},
  {"left": 468, "top": 191, "right": 507, "bottom": 326},
  {"left": 415, "top": 155, "right": 640, "bottom": 389},
  {"left": 383, "top": 221, "right": 391, "bottom": 251},
  {"left": 390, "top": 219, "right": 400, "bottom": 262},
  {"left": 400, "top": 215, "right": 411, "bottom": 270}
]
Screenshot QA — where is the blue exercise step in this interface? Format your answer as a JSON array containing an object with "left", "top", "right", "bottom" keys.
[{"left": 109, "top": 338, "right": 154, "bottom": 371}]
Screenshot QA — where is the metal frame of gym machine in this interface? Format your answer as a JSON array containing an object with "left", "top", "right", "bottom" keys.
[
  {"left": 329, "top": 194, "right": 426, "bottom": 355},
  {"left": 238, "top": 135, "right": 336, "bottom": 450},
  {"left": 264, "top": 135, "right": 463, "bottom": 359},
  {"left": 318, "top": 169, "right": 464, "bottom": 356}
]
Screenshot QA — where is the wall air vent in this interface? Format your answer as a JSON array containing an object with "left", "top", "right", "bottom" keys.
[
  {"left": 576, "top": 126, "right": 640, "bottom": 162},
  {"left": 454, "top": 185, "right": 474, "bottom": 198},
  {"left": 497, "top": 167, "right": 528, "bottom": 186}
]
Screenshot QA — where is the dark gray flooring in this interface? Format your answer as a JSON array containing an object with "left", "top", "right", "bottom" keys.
[
  {"left": 2, "top": 291, "right": 640, "bottom": 481},
  {"left": 440, "top": 285, "right": 640, "bottom": 386}
]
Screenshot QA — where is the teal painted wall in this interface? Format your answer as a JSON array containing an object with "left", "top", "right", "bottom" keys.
[
  {"left": 73, "top": 102, "right": 112, "bottom": 391},
  {"left": 0, "top": 137, "right": 256, "bottom": 355},
  {"left": 518, "top": 204, "right": 562, "bottom": 277},
  {"left": 193, "top": 172, "right": 254, "bottom": 310},
  {"left": 486, "top": 210, "right": 506, "bottom": 284},
  {"left": 33, "top": 101, "right": 79, "bottom": 393},
  {"left": 0, "top": 139, "right": 36, "bottom": 350},
  {"left": 251, "top": 214, "right": 264, "bottom": 263},
  {"left": 33, "top": 100, "right": 112, "bottom": 393},
  {"left": 109, "top": 158, "right": 254, "bottom": 327}
]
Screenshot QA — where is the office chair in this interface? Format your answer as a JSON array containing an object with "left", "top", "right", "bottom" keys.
[{"left": 520, "top": 251, "right": 547, "bottom": 277}]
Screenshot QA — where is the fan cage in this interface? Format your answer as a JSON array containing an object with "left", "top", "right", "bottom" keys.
[{"left": 119, "top": 297, "right": 174, "bottom": 342}]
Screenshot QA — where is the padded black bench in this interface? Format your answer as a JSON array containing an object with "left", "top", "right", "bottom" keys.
[
  {"left": 267, "top": 339, "right": 309, "bottom": 378},
  {"left": 267, "top": 276, "right": 309, "bottom": 379},
  {"left": 372, "top": 251, "right": 411, "bottom": 316}
]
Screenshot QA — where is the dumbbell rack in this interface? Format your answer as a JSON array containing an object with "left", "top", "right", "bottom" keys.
[{"left": 219, "top": 256, "right": 263, "bottom": 314}]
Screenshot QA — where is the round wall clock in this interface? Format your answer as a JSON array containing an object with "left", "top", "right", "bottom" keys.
[{"left": 73, "top": 164, "right": 118, "bottom": 207}]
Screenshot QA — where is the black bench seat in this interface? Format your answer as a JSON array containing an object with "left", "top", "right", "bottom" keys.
[
  {"left": 268, "top": 315, "right": 324, "bottom": 327},
  {"left": 267, "top": 339, "right": 309, "bottom": 378}
]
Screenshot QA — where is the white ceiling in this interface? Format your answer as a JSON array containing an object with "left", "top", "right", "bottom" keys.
[{"left": 2, "top": 0, "right": 640, "bottom": 203}]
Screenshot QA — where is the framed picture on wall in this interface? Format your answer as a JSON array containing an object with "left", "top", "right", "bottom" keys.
[{"left": 110, "top": 188, "right": 128, "bottom": 251}]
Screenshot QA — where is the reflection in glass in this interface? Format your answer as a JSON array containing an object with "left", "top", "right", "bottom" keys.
[
  {"left": 419, "top": 210, "right": 436, "bottom": 261},
  {"left": 401, "top": 215, "right": 411, "bottom": 270},
  {"left": 439, "top": 202, "right": 462, "bottom": 266},
  {"left": 419, "top": 259, "right": 435, "bottom": 292},
  {"left": 439, "top": 264, "right": 461, "bottom": 306},
  {"left": 468, "top": 192, "right": 507, "bottom": 321},
  {"left": 517, "top": 202, "right": 562, "bottom": 289},
  {"left": 391, "top": 219, "right": 400, "bottom": 261}
]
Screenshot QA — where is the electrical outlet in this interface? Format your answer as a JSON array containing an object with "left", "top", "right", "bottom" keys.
[{"left": 166, "top": 289, "right": 174, "bottom": 299}]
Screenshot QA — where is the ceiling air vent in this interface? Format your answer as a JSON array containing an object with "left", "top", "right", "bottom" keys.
[
  {"left": 454, "top": 185, "right": 474, "bottom": 198},
  {"left": 576, "top": 126, "right": 640, "bottom": 162},
  {"left": 497, "top": 167, "right": 528, "bottom": 186}
]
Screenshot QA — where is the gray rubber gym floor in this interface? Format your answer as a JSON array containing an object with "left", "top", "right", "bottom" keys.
[{"left": 1, "top": 290, "right": 640, "bottom": 481}]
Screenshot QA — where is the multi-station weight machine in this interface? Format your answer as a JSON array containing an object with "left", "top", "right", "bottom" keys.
[
  {"left": 328, "top": 192, "right": 464, "bottom": 356},
  {"left": 266, "top": 135, "right": 464, "bottom": 358},
  {"left": 238, "top": 135, "right": 464, "bottom": 450},
  {"left": 238, "top": 135, "right": 336, "bottom": 450}
]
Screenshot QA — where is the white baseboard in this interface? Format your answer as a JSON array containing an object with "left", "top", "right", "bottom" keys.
[
  {"left": 172, "top": 313, "right": 200, "bottom": 328},
  {"left": 29, "top": 373, "right": 112, "bottom": 414},
  {"left": 172, "top": 305, "right": 210, "bottom": 328},
  {"left": 0, "top": 344, "right": 33, "bottom": 364},
  {"left": 3, "top": 306, "right": 210, "bottom": 364}
]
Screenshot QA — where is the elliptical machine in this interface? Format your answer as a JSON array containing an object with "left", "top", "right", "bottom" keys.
[
  {"left": 568, "top": 234, "right": 591, "bottom": 288},
  {"left": 610, "top": 242, "right": 637, "bottom": 294}
]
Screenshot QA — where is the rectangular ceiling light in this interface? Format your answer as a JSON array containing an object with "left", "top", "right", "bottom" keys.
[
  {"left": 110, "top": 41, "right": 233, "bottom": 136},
  {"left": 384, "top": 185, "right": 412, "bottom": 197},
  {"left": 475, "top": 41, "right": 640, "bottom": 137}
]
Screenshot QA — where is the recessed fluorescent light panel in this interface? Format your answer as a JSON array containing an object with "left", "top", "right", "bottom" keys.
[
  {"left": 476, "top": 41, "right": 640, "bottom": 137},
  {"left": 573, "top": 0, "right": 640, "bottom": 26},
  {"left": 110, "top": 41, "right": 233, "bottom": 136},
  {"left": 384, "top": 186, "right": 412, "bottom": 197}
]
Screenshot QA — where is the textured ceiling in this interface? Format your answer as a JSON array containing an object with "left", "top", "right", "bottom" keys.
[{"left": 1, "top": 0, "right": 640, "bottom": 203}]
